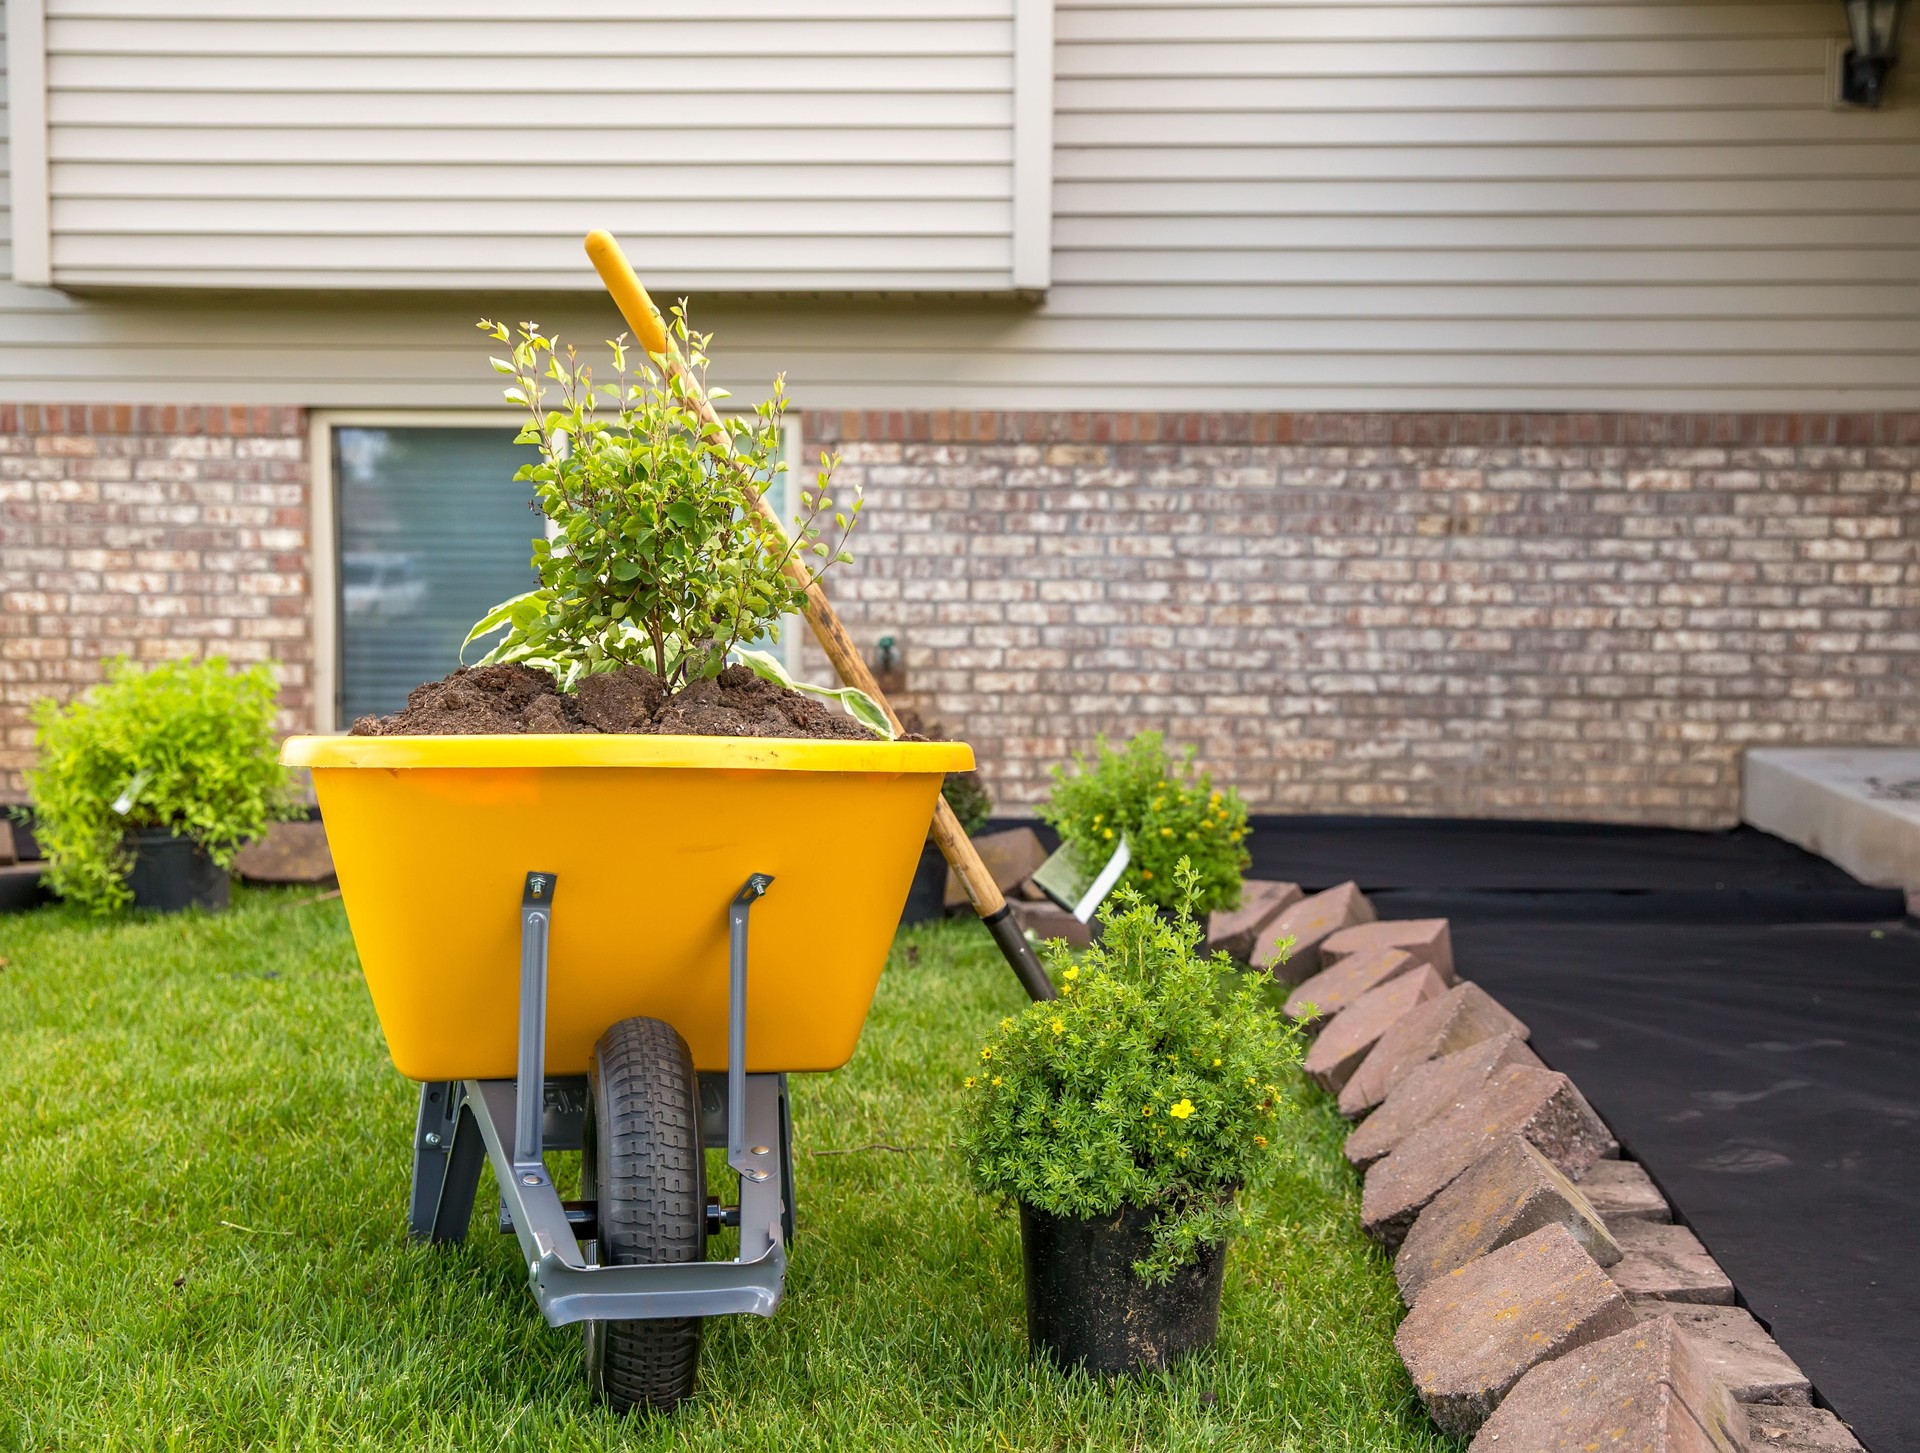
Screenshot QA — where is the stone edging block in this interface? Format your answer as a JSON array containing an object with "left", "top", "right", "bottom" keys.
[
  {"left": 1206, "top": 879, "right": 1302, "bottom": 960},
  {"left": 1301, "top": 964, "right": 1447, "bottom": 1094},
  {"left": 1577, "top": 1157, "right": 1671, "bottom": 1223},
  {"left": 1468, "top": 1315, "right": 1748, "bottom": 1452},
  {"left": 1337, "top": 981, "right": 1530, "bottom": 1119},
  {"left": 1610, "top": 1218, "right": 1736, "bottom": 1304},
  {"left": 1362, "top": 1063, "right": 1618, "bottom": 1248},
  {"left": 1283, "top": 945, "right": 1416, "bottom": 1032},
  {"left": 1320, "top": 917, "right": 1455, "bottom": 982},
  {"left": 1395, "top": 1136, "right": 1621, "bottom": 1305},
  {"left": 1343, "top": 1030, "right": 1541, "bottom": 1171},
  {"left": 1252, "top": 880, "right": 1374, "bottom": 984},
  {"left": 1395, "top": 1222, "right": 1636, "bottom": 1438},
  {"left": 1630, "top": 1298, "right": 1812, "bottom": 1406}
]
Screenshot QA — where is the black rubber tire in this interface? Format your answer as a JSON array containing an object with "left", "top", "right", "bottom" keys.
[{"left": 581, "top": 1016, "right": 706, "bottom": 1414}]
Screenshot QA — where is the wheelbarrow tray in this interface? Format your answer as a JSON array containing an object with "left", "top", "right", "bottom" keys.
[{"left": 281, "top": 734, "right": 973, "bottom": 1081}]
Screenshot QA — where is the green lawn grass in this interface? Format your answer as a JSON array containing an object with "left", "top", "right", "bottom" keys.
[{"left": 0, "top": 889, "right": 1451, "bottom": 1451}]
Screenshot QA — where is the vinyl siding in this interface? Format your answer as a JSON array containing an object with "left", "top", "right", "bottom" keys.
[
  {"left": 39, "top": 0, "right": 1020, "bottom": 290},
  {"left": 0, "top": 0, "right": 1916, "bottom": 410}
]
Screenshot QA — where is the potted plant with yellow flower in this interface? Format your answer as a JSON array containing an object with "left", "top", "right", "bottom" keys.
[
  {"left": 958, "top": 861, "right": 1306, "bottom": 1374},
  {"left": 1039, "top": 732, "right": 1250, "bottom": 917}
]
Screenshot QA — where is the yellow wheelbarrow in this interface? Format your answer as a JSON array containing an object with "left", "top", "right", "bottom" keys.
[{"left": 283, "top": 730, "right": 972, "bottom": 1412}]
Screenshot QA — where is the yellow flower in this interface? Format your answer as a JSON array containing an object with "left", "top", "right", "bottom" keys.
[
  {"left": 1254, "top": 1135, "right": 1268, "bottom": 1147},
  {"left": 992, "top": 1076, "right": 1002, "bottom": 1087},
  {"left": 1092, "top": 814, "right": 1103, "bottom": 825},
  {"left": 1142, "top": 1105, "right": 1155, "bottom": 1117},
  {"left": 1160, "top": 827, "right": 1173, "bottom": 838},
  {"left": 980, "top": 1046, "right": 994, "bottom": 1061},
  {"left": 964, "top": 1076, "right": 977, "bottom": 1089},
  {"left": 1049, "top": 1018, "right": 1065, "bottom": 1035},
  {"left": 1212, "top": 1057, "right": 1222, "bottom": 1066},
  {"left": 1103, "top": 828, "right": 1114, "bottom": 840},
  {"left": 1169, "top": 1099, "right": 1195, "bottom": 1120},
  {"left": 1061, "top": 982, "right": 1073, "bottom": 994},
  {"left": 1000, "top": 1017, "right": 1014, "bottom": 1031},
  {"left": 1063, "top": 966, "right": 1079, "bottom": 980}
]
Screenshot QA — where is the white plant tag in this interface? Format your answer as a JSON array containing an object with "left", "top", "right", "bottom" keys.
[
  {"left": 110, "top": 768, "right": 152, "bottom": 817},
  {"left": 1073, "top": 836, "right": 1131, "bottom": 924}
]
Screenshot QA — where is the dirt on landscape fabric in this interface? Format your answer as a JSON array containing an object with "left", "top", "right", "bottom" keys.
[{"left": 349, "top": 663, "right": 878, "bottom": 742}]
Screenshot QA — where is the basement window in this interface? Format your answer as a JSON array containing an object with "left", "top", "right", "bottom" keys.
[{"left": 316, "top": 417, "right": 798, "bottom": 731}]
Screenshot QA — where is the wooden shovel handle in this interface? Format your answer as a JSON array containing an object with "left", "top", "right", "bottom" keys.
[{"left": 583, "top": 230, "right": 1055, "bottom": 1001}]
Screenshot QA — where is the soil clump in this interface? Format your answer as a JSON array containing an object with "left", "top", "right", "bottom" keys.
[{"left": 349, "top": 662, "right": 878, "bottom": 741}]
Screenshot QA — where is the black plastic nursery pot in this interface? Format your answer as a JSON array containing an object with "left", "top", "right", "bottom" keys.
[
  {"left": 125, "top": 828, "right": 230, "bottom": 913},
  {"left": 898, "top": 839, "right": 948, "bottom": 926},
  {"left": 1019, "top": 1201, "right": 1227, "bottom": 1376}
]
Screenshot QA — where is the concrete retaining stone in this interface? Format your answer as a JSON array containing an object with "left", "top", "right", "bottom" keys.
[
  {"left": 1631, "top": 1299, "right": 1812, "bottom": 1405},
  {"left": 1363, "top": 1065, "right": 1618, "bottom": 1247},
  {"left": 1206, "top": 878, "right": 1302, "bottom": 960},
  {"left": 1344, "top": 1031, "right": 1542, "bottom": 1171},
  {"left": 234, "top": 820, "right": 335, "bottom": 885},
  {"left": 1338, "top": 982, "right": 1531, "bottom": 1119},
  {"left": 1320, "top": 917, "right": 1455, "bottom": 982},
  {"left": 1749, "top": 1405, "right": 1868, "bottom": 1451},
  {"left": 1252, "top": 880, "right": 1374, "bottom": 984},
  {"left": 1008, "top": 900, "right": 1093, "bottom": 948},
  {"left": 1610, "top": 1219, "right": 1735, "bottom": 1304},
  {"left": 1284, "top": 946, "right": 1416, "bottom": 1032},
  {"left": 1467, "top": 1315, "right": 1747, "bottom": 1453},
  {"left": 1395, "top": 1223, "right": 1637, "bottom": 1438},
  {"left": 1302, "top": 964, "right": 1448, "bottom": 1095},
  {"left": 1395, "top": 1137, "right": 1622, "bottom": 1305},
  {"left": 944, "top": 827, "right": 1048, "bottom": 907},
  {"left": 1577, "top": 1157, "right": 1672, "bottom": 1224}
]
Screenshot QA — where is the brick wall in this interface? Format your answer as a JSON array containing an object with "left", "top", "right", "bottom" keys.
[
  {"left": 0, "top": 406, "right": 312, "bottom": 798},
  {"left": 5, "top": 406, "right": 1915, "bottom": 828},
  {"left": 799, "top": 412, "right": 1920, "bottom": 829}
]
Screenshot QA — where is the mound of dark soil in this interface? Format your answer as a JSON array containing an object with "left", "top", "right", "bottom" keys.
[{"left": 349, "top": 662, "right": 879, "bottom": 741}]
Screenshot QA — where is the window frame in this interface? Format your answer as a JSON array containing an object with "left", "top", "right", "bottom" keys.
[{"left": 309, "top": 408, "right": 807, "bottom": 733}]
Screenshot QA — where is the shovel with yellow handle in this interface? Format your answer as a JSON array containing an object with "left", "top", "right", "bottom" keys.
[{"left": 584, "top": 228, "right": 1057, "bottom": 1006}]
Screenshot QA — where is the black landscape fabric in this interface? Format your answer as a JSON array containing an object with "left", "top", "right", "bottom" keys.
[
  {"left": 1462, "top": 918, "right": 1918, "bottom": 1453},
  {"left": 1234, "top": 815, "right": 1915, "bottom": 1453}
]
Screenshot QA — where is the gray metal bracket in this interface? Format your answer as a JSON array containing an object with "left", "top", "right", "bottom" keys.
[
  {"left": 515, "top": 871, "right": 557, "bottom": 1178},
  {"left": 727, "top": 873, "right": 776, "bottom": 1187},
  {"left": 443, "top": 868, "right": 790, "bottom": 1327}
]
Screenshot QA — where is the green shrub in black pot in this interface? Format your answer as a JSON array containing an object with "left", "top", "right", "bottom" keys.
[
  {"left": 959, "top": 861, "right": 1307, "bottom": 1374},
  {"left": 26, "top": 657, "right": 299, "bottom": 913}
]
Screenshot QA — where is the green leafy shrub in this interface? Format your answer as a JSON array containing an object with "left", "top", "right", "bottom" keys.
[
  {"left": 465, "top": 314, "right": 859, "bottom": 693},
  {"left": 26, "top": 658, "right": 299, "bottom": 913},
  {"left": 942, "top": 771, "right": 994, "bottom": 836},
  {"left": 959, "top": 862, "right": 1307, "bottom": 1280},
  {"left": 1039, "top": 732, "right": 1250, "bottom": 916}
]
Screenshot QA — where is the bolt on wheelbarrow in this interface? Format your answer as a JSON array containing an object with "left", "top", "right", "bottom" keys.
[{"left": 282, "top": 732, "right": 973, "bottom": 1412}]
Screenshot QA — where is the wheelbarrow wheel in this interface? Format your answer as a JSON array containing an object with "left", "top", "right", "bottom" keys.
[{"left": 581, "top": 1016, "right": 707, "bottom": 1414}]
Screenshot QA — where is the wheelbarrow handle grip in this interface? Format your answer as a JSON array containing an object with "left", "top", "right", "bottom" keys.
[{"left": 581, "top": 229, "right": 1056, "bottom": 1004}]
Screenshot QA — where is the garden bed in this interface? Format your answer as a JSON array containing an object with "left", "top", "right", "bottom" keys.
[{"left": 0, "top": 893, "right": 1450, "bottom": 1451}]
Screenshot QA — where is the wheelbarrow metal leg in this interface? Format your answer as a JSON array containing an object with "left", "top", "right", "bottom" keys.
[
  {"left": 407, "top": 1080, "right": 460, "bottom": 1240},
  {"left": 427, "top": 1094, "right": 487, "bottom": 1244}
]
